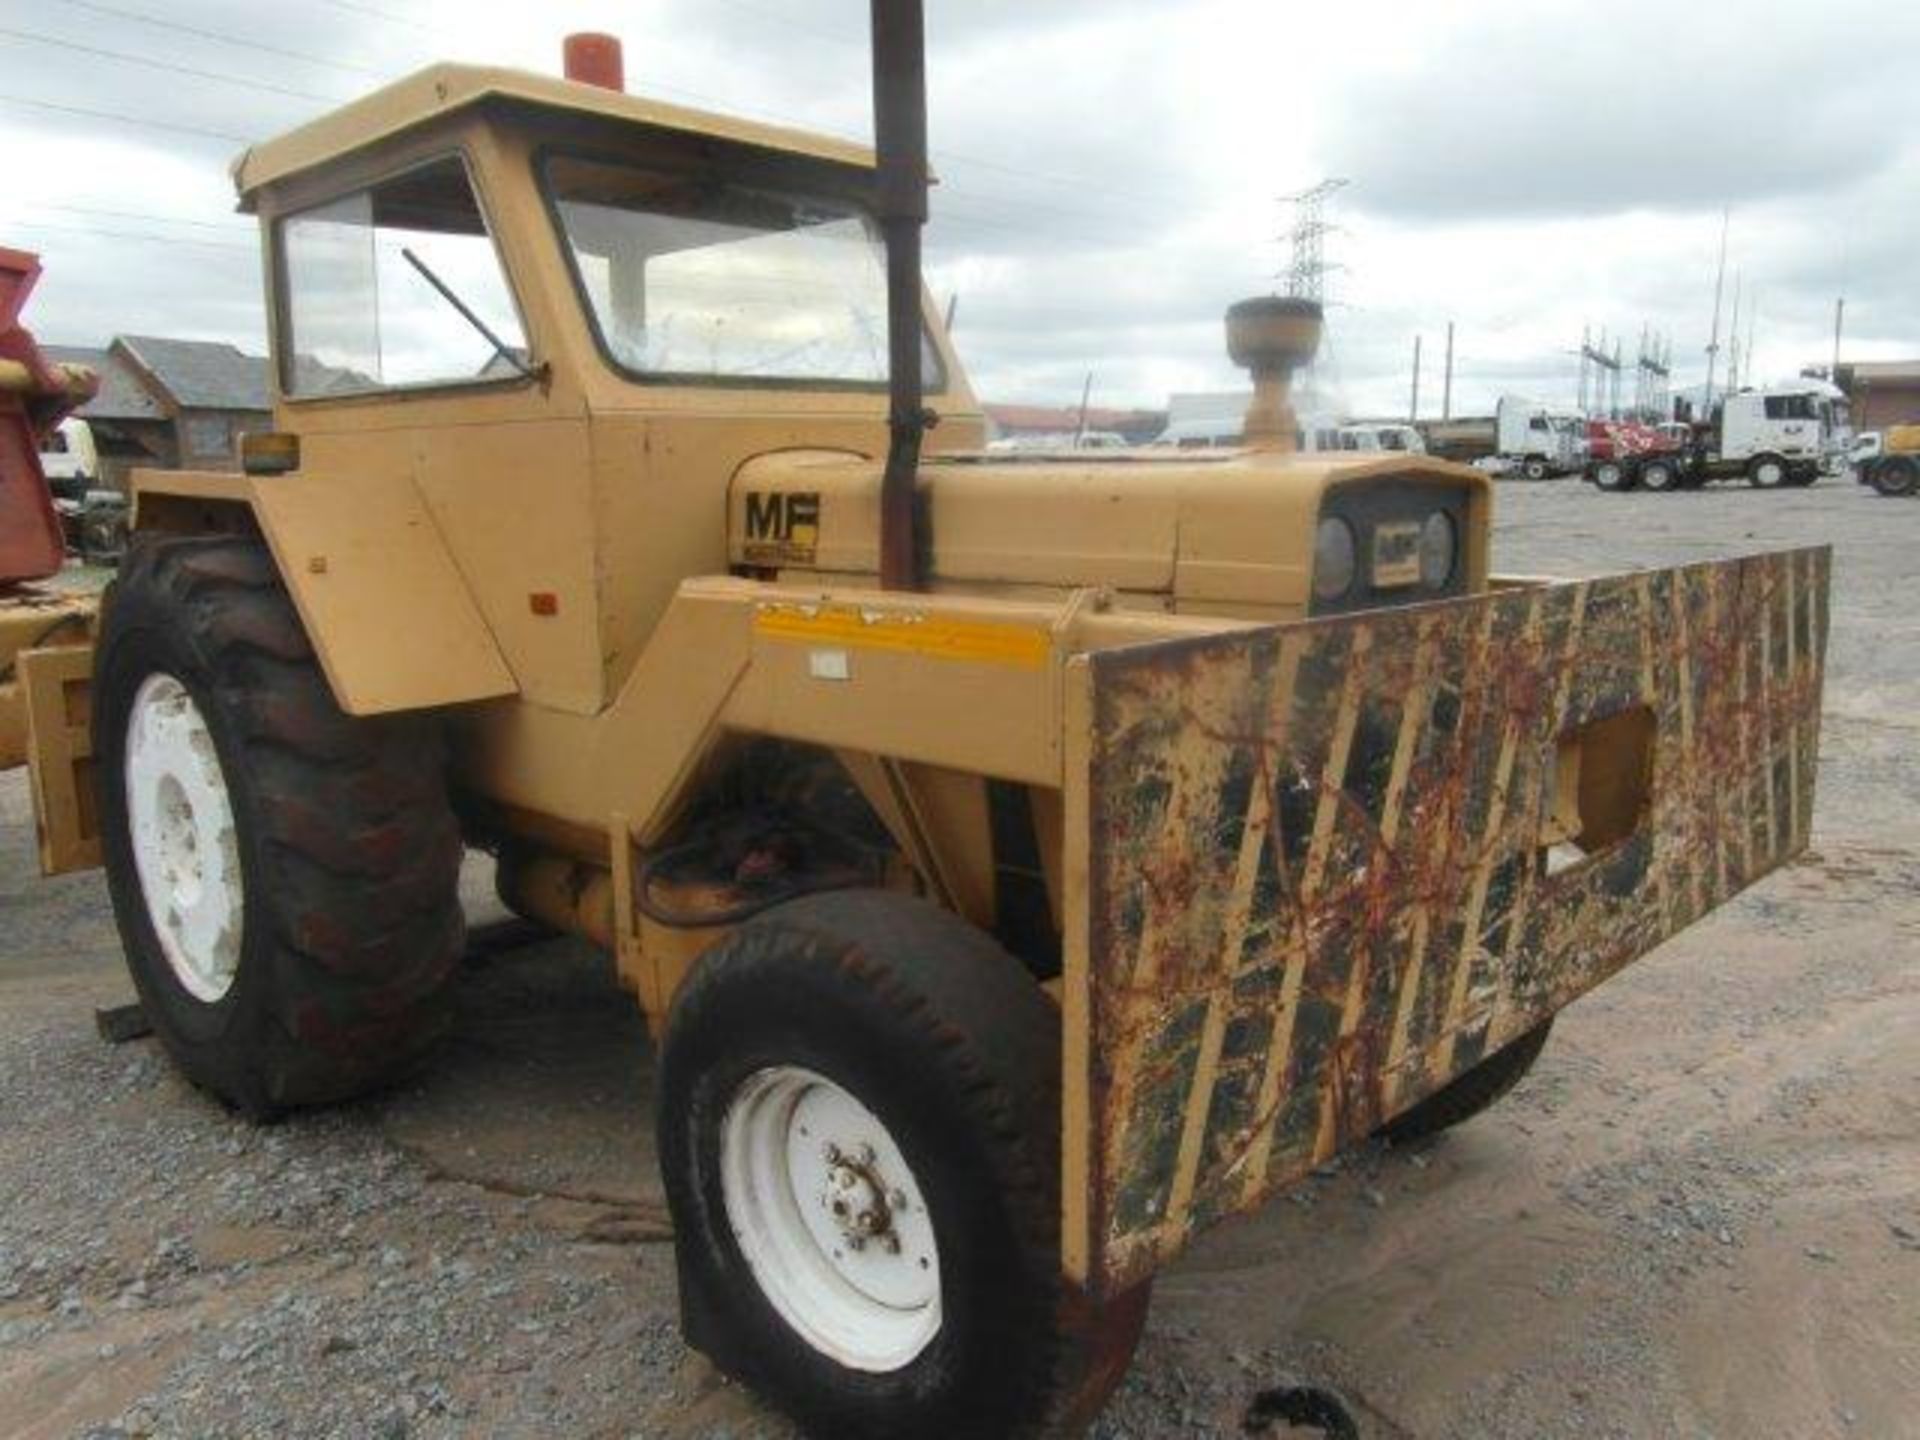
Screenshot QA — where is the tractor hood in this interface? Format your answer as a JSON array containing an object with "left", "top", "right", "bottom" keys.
[{"left": 729, "top": 447, "right": 1491, "bottom": 616}]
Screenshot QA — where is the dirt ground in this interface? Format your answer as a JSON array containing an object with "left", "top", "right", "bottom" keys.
[{"left": 3, "top": 475, "right": 1916, "bottom": 1439}]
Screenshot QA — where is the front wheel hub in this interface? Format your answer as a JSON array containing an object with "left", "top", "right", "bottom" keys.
[
  {"left": 124, "top": 671, "right": 243, "bottom": 1002},
  {"left": 720, "top": 1066, "right": 941, "bottom": 1371}
]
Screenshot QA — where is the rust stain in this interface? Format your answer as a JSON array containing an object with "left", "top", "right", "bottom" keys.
[{"left": 1077, "top": 548, "right": 1832, "bottom": 1295}]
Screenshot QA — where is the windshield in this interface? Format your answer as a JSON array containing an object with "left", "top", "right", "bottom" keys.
[{"left": 544, "top": 152, "right": 942, "bottom": 389}]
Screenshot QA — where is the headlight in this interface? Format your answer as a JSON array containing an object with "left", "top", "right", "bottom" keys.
[
  {"left": 1419, "top": 511, "right": 1456, "bottom": 588},
  {"left": 1313, "top": 516, "right": 1357, "bottom": 601}
]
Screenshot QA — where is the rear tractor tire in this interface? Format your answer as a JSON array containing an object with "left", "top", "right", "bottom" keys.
[
  {"left": 1379, "top": 1019, "right": 1553, "bottom": 1144},
  {"left": 1869, "top": 457, "right": 1919, "bottom": 498},
  {"left": 659, "top": 890, "right": 1148, "bottom": 1439},
  {"left": 96, "top": 535, "right": 464, "bottom": 1117}
]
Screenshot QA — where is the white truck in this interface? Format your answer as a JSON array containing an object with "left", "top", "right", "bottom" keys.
[
  {"left": 35, "top": 415, "right": 95, "bottom": 500},
  {"left": 1339, "top": 421, "right": 1426, "bottom": 454},
  {"left": 1694, "top": 380, "right": 1847, "bottom": 488},
  {"left": 1495, "top": 394, "right": 1584, "bottom": 479},
  {"left": 1590, "top": 381, "right": 1852, "bottom": 494}
]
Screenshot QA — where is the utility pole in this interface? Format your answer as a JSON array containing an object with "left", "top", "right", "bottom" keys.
[
  {"left": 1726, "top": 271, "right": 1743, "bottom": 395},
  {"left": 1442, "top": 321, "right": 1455, "bottom": 421},
  {"left": 1744, "top": 293, "right": 1758, "bottom": 389},
  {"left": 1832, "top": 297, "right": 1845, "bottom": 375},
  {"left": 1409, "top": 334, "right": 1422, "bottom": 422},
  {"left": 1703, "top": 208, "right": 1729, "bottom": 414},
  {"left": 1073, "top": 370, "right": 1093, "bottom": 447}
]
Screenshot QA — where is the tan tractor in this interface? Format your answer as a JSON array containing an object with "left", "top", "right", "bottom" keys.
[{"left": 3, "top": 14, "right": 1830, "bottom": 1438}]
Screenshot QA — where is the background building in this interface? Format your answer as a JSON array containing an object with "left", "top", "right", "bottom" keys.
[
  {"left": 1835, "top": 361, "right": 1920, "bottom": 430},
  {"left": 41, "top": 335, "right": 271, "bottom": 487}
]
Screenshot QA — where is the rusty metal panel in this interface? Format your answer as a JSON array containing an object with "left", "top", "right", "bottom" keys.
[
  {"left": 22, "top": 643, "right": 101, "bottom": 874},
  {"left": 1068, "top": 548, "right": 1829, "bottom": 1294}
]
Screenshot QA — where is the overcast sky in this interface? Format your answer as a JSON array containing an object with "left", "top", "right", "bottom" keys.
[{"left": 3, "top": 0, "right": 1914, "bottom": 417}]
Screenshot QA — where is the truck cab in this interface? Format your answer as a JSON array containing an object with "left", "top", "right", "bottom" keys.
[
  {"left": 1494, "top": 394, "right": 1585, "bottom": 478},
  {"left": 36, "top": 415, "right": 95, "bottom": 501},
  {"left": 1711, "top": 383, "right": 1834, "bottom": 486}
]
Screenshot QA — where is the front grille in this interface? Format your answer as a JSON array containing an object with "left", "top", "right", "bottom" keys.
[{"left": 1310, "top": 478, "right": 1469, "bottom": 616}]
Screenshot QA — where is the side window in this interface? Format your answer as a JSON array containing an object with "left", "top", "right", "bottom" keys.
[
  {"left": 280, "top": 155, "right": 526, "bottom": 396},
  {"left": 1528, "top": 415, "right": 1549, "bottom": 432},
  {"left": 183, "top": 413, "right": 232, "bottom": 460}
]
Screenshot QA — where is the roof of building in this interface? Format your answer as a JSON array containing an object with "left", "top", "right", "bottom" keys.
[
  {"left": 233, "top": 63, "right": 875, "bottom": 199},
  {"left": 39, "top": 344, "right": 164, "bottom": 422},
  {"left": 1839, "top": 360, "right": 1920, "bottom": 385},
  {"left": 115, "top": 335, "right": 272, "bottom": 412}
]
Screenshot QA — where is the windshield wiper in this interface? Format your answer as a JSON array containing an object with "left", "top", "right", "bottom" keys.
[{"left": 400, "top": 247, "right": 534, "bottom": 380}]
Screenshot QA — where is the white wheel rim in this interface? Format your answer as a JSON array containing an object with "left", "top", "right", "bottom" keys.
[
  {"left": 124, "top": 672, "right": 244, "bottom": 1003},
  {"left": 720, "top": 1065, "right": 942, "bottom": 1372}
]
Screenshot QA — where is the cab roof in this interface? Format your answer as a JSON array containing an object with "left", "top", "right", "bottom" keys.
[{"left": 231, "top": 62, "right": 876, "bottom": 203}]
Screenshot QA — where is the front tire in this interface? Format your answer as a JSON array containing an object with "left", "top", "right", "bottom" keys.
[
  {"left": 1870, "top": 457, "right": 1918, "bottom": 497},
  {"left": 659, "top": 890, "right": 1146, "bottom": 1439},
  {"left": 1590, "top": 459, "right": 1634, "bottom": 492},
  {"left": 1639, "top": 458, "right": 1681, "bottom": 492},
  {"left": 1379, "top": 1020, "right": 1553, "bottom": 1144},
  {"left": 1522, "top": 457, "right": 1549, "bottom": 481},
  {"left": 1747, "top": 454, "right": 1789, "bottom": 488},
  {"left": 96, "top": 535, "right": 463, "bottom": 1116}
]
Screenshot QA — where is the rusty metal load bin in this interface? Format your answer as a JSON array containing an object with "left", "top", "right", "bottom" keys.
[{"left": 1061, "top": 547, "right": 1830, "bottom": 1294}]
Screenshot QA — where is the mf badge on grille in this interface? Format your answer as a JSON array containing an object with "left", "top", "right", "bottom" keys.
[{"left": 1371, "top": 520, "right": 1421, "bottom": 587}]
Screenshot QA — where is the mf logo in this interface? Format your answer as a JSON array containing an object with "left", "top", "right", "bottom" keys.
[{"left": 742, "top": 491, "right": 822, "bottom": 565}]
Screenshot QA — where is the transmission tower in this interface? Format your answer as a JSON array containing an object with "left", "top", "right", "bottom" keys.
[{"left": 1279, "top": 178, "right": 1349, "bottom": 301}]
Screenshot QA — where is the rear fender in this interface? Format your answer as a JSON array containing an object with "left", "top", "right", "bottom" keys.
[{"left": 133, "top": 469, "right": 517, "bottom": 716}]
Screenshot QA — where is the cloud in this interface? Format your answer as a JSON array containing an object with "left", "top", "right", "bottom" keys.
[
  {"left": 1, "top": 0, "right": 1912, "bottom": 417},
  {"left": 1321, "top": 0, "right": 1919, "bottom": 220}
]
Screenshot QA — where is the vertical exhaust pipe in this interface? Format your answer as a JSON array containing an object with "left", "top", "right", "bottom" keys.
[{"left": 870, "top": 0, "right": 928, "bottom": 590}]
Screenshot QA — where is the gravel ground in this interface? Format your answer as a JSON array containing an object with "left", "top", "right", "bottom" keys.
[{"left": 3, "top": 474, "right": 1916, "bottom": 1439}]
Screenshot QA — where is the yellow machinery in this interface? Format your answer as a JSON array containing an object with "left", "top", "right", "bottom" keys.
[
  {"left": 3, "top": 16, "right": 1829, "bottom": 1437},
  {"left": 1862, "top": 424, "right": 1920, "bottom": 496}
]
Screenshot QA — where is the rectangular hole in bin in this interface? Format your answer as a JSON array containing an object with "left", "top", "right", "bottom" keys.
[{"left": 1543, "top": 704, "right": 1655, "bottom": 876}]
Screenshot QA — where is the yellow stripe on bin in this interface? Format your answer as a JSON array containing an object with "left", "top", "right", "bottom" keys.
[{"left": 753, "top": 606, "right": 1053, "bottom": 670}]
